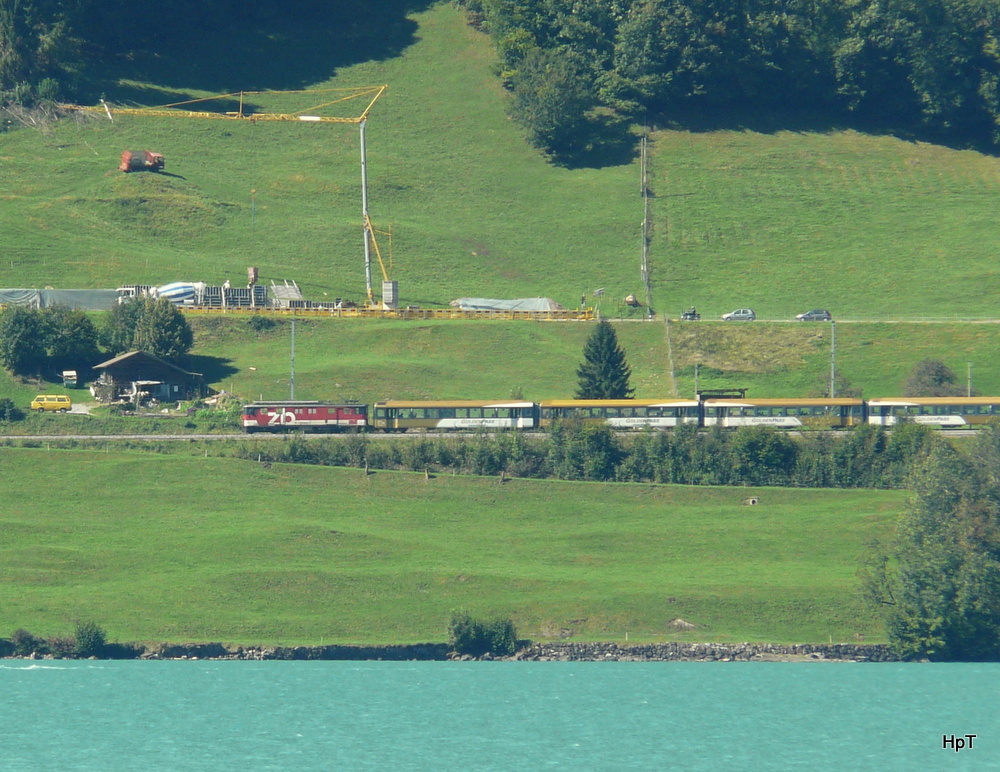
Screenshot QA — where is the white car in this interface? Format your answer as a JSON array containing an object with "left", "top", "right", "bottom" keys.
[{"left": 722, "top": 308, "right": 756, "bottom": 321}]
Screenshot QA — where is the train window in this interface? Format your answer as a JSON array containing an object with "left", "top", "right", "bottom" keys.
[
  {"left": 496, "top": 408, "right": 510, "bottom": 418},
  {"left": 246, "top": 407, "right": 258, "bottom": 416}
]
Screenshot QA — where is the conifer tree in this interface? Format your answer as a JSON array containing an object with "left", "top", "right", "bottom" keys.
[{"left": 575, "top": 320, "right": 633, "bottom": 399}]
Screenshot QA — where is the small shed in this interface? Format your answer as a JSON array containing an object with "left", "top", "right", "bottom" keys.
[{"left": 91, "top": 351, "right": 206, "bottom": 404}]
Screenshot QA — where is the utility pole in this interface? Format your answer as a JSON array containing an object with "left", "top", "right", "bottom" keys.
[
  {"left": 290, "top": 319, "right": 296, "bottom": 400},
  {"left": 830, "top": 321, "right": 837, "bottom": 399},
  {"left": 968, "top": 362, "right": 973, "bottom": 397},
  {"left": 640, "top": 134, "right": 652, "bottom": 317}
]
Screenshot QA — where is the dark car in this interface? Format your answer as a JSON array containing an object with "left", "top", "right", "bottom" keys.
[{"left": 796, "top": 309, "right": 832, "bottom": 322}]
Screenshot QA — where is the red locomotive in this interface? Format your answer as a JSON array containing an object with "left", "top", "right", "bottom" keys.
[{"left": 242, "top": 401, "right": 368, "bottom": 433}]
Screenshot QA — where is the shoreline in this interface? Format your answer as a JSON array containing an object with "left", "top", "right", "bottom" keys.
[{"left": 0, "top": 640, "right": 899, "bottom": 662}]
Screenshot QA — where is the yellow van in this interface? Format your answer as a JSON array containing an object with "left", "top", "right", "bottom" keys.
[{"left": 30, "top": 394, "right": 72, "bottom": 413}]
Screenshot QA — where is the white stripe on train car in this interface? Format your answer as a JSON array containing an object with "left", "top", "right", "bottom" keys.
[
  {"left": 435, "top": 418, "right": 521, "bottom": 429},
  {"left": 605, "top": 417, "right": 695, "bottom": 428}
]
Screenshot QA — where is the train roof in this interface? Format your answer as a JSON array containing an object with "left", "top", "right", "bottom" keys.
[
  {"left": 866, "top": 396, "right": 1000, "bottom": 405},
  {"left": 243, "top": 401, "right": 366, "bottom": 408},
  {"left": 373, "top": 400, "right": 535, "bottom": 408},
  {"left": 701, "top": 397, "right": 864, "bottom": 406},
  {"left": 539, "top": 399, "right": 700, "bottom": 407}
]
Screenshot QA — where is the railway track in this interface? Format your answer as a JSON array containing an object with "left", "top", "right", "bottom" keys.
[{"left": 0, "top": 429, "right": 983, "bottom": 442}]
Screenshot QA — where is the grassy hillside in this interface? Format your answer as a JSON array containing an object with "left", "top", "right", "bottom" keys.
[
  {"left": 0, "top": 448, "right": 900, "bottom": 645},
  {"left": 648, "top": 129, "right": 1000, "bottom": 319},
  {"left": 2, "top": 3, "right": 999, "bottom": 321},
  {"left": 3, "top": 317, "right": 1000, "bottom": 415}
]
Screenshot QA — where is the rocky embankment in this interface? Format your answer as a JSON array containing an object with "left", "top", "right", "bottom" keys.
[
  {"left": 0, "top": 639, "right": 897, "bottom": 661},
  {"left": 511, "top": 641, "right": 897, "bottom": 662}
]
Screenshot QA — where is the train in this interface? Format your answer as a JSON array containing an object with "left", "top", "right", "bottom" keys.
[{"left": 241, "top": 394, "right": 1000, "bottom": 434}]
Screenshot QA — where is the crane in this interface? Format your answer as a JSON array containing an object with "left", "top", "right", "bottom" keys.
[{"left": 61, "top": 86, "right": 393, "bottom": 307}]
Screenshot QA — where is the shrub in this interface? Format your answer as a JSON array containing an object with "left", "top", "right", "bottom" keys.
[
  {"left": 46, "top": 635, "right": 76, "bottom": 657},
  {"left": 449, "top": 611, "right": 517, "bottom": 657},
  {"left": 73, "top": 620, "right": 107, "bottom": 658},
  {"left": 0, "top": 397, "right": 24, "bottom": 421},
  {"left": 246, "top": 315, "right": 277, "bottom": 334},
  {"left": 11, "top": 628, "right": 45, "bottom": 656}
]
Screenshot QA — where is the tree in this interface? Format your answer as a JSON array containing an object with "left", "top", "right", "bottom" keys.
[
  {"left": 102, "top": 297, "right": 193, "bottom": 362},
  {"left": 0, "top": 305, "right": 46, "bottom": 376},
  {"left": 508, "top": 45, "right": 600, "bottom": 157},
  {"left": 0, "top": 396, "right": 23, "bottom": 421},
  {"left": 133, "top": 297, "right": 194, "bottom": 361},
  {"left": 862, "top": 439, "right": 1000, "bottom": 660},
  {"left": 449, "top": 611, "right": 517, "bottom": 657},
  {"left": 729, "top": 426, "right": 797, "bottom": 486},
  {"left": 72, "top": 619, "right": 107, "bottom": 658},
  {"left": 102, "top": 298, "right": 145, "bottom": 356},
  {"left": 904, "top": 359, "right": 965, "bottom": 396},
  {"left": 575, "top": 320, "right": 633, "bottom": 399},
  {"left": 41, "top": 305, "right": 100, "bottom": 370}
]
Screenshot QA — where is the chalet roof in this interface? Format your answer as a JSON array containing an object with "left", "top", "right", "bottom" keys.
[{"left": 93, "top": 350, "right": 202, "bottom": 378}]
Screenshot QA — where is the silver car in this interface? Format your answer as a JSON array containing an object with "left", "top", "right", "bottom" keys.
[
  {"left": 722, "top": 308, "right": 756, "bottom": 321},
  {"left": 796, "top": 309, "right": 832, "bottom": 322}
]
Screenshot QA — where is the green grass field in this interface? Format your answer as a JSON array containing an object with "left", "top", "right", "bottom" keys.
[{"left": 0, "top": 448, "right": 900, "bottom": 646}]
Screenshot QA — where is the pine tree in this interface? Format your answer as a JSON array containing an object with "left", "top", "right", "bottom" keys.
[{"left": 575, "top": 320, "right": 633, "bottom": 399}]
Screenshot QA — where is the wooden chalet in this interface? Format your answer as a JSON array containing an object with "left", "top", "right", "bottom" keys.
[{"left": 91, "top": 351, "right": 206, "bottom": 404}]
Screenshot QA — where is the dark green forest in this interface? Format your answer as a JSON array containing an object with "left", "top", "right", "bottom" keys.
[{"left": 458, "top": 0, "right": 1000, "bottom": 155}]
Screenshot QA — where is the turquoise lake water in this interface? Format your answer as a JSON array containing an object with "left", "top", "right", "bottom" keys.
[{"left": 0, "top": 661, "right": 996, "bottom": 770}]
